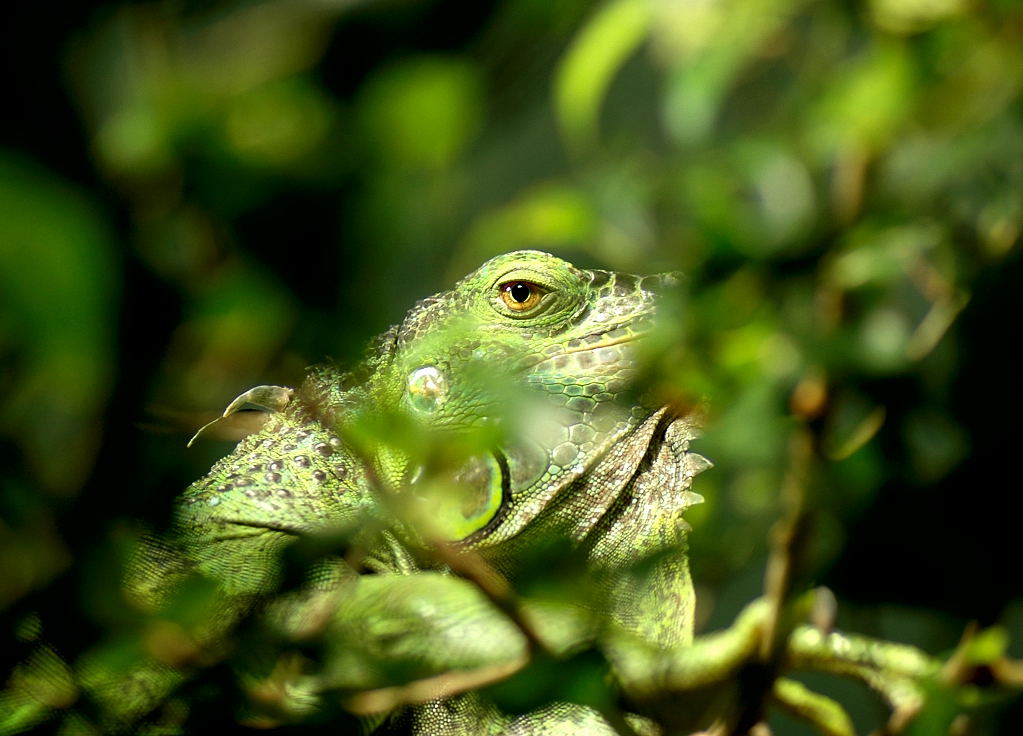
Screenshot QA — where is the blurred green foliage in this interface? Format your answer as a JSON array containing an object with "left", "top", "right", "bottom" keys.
[{"left": 2, "top": 0, "right": 1022, "bottom": 731}]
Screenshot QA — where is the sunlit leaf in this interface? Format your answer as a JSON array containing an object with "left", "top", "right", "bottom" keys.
[{"left": 555, "top": 0, "right": 651, "bottom": 150}]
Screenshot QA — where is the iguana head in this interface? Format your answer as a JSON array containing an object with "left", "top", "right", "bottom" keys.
[
  {"left": 364, "top": 250, "right": 680, "bottom": 544},
  {"left": 174, "top": 250, "right": 685, "bottom": 578}
]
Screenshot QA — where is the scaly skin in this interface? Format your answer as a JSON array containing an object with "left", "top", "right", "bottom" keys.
[
  {"left": 1, "top": 251, "right": 946, "bottom": 735},
  {"left": 159, "top": 250, "right": 705, "bottom": 733}
]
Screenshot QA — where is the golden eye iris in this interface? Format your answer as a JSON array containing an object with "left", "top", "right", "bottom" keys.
[{"left": 499, "top": 281, "right": 543, "bottom": 311}]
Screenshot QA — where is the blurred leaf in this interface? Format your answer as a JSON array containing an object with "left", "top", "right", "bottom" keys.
[
  {"left": 0, "top": 154, "right": 118, "bottom": 495},
  {"left": 823, "top": 391, "right": 886, "bottom": 461},
  {"left": 961, "top": 627, "right": 1010, "bottom": 666},
  {"left": 463, "top": 182, "right": 598, "bottom": 262},
  {"left": 70, "top": 2, "right": 343, "bottom": 182},
  {"left": 224, "top": 77, "right": 335, "bottom": 169},
  {"left": 485, "top": 649, "right": 612, "bottom": 715},
  {"left": 358, "top": 56, "right": 484, "bottom": 171},
  {"left": 808, "top": 42, "right": 915, "bottom": 155},
  {"left": 870, "top": 0, "right": 967, "bottom": 35},
  {"left": 657, "top": 0, "right": 807, "bottom": 145},
  {"left": 902, "top": 408, "right": 967, "bottom": 483},
  {"left": 161, "top": 263, "right": 296, "bottom": 409},
  {"left": 555, "top": 0, "right": 650, "bottom": 150},
  {"left": 0, "top": 506, "right": 70, "bottom": 609}
]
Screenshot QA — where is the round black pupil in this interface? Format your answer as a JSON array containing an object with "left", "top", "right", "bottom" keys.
[{"left": 509, "top": 282, "right": 532, "bottom": 303}]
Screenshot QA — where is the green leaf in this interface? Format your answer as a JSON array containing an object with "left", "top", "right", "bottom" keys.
[{"left": 555, "top": 0, "right": 651, "bottom": 151}]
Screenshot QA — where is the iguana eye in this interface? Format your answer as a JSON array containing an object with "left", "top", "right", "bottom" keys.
[{"left": 499, "top": 281, "right": 545, "bottom": 312}]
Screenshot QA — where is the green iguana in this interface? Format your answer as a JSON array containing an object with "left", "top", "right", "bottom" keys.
[{"left": 1, "top": 251, "right": 958, "bottom": 735}]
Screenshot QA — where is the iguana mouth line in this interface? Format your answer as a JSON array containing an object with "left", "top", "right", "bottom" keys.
[
  {"left": 562, "top": 332, "right": 640, "bottom": 356},
  {"left": 215, "top": 518, "right": 306, "bottom": 537},
  {"left": 525, "top": 320, "right": 651, "bottom": 370}
]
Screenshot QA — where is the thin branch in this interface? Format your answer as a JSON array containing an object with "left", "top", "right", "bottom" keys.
[
  {"left": 772, "top": 678, "right": 855, "bottom": 736},
  {"left": 343, "top": 657, "right": 529, "bottom": 715}
]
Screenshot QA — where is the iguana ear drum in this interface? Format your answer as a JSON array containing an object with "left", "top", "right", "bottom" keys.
[{"left": 405, "top": 365, "right": 448, "bottom": 414}]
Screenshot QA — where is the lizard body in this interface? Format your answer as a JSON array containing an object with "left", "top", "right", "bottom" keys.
[
  {"left": 1, "top": 251, "right": 947, "bottom": 735},
  {"left": 162, "top": 250, "right": 704, "bottom": 733}
]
